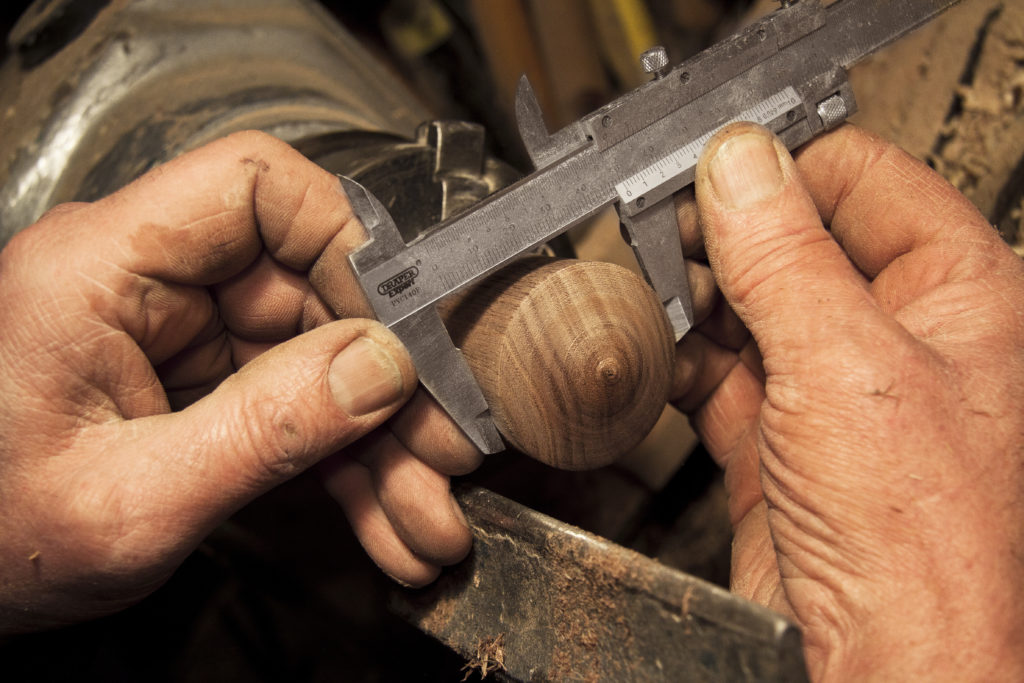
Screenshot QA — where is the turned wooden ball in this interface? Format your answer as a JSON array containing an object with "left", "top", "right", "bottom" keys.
[{"left": 444, "top": 257, "right": 674, "bottom": 470}]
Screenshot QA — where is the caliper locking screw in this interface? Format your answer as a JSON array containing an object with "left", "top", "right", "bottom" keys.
[
  {"left": 640, "top": 46, "right": 670, "bottom": 79},
  {"left": 816, "top": 94, "right": 848, "bottom": 130}
]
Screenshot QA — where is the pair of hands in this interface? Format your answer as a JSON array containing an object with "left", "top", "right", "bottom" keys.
[{"left": 2, "top": 124, "right": 1022, "bottom": 679}]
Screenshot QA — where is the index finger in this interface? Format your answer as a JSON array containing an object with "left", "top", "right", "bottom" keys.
[
  {"left": 793, "top": 124, "right": 998, "bottom": 279},
  {"left": 94, "top": 130, "right": 367, "bottom": 284}
]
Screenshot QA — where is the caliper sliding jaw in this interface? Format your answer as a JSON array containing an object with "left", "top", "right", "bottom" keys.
[
  {"left": 340, "top": 0, "right": 960, "bottom": 455},
  {"left": 343, "top": 174, "right": 505, "bottom": 454}
]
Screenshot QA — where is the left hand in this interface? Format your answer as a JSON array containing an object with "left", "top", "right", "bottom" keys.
[{"left": 0, "top": 131, "right": 479, "bottom": 633}]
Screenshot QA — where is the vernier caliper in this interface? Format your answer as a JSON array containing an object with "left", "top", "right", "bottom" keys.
[{"left": 340, "top": 0, "right": 960, "bottom": 454}]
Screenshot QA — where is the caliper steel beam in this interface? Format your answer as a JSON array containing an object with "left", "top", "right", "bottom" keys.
[{"left": 342, "top": 0, "right": 961, "bottom": 455}]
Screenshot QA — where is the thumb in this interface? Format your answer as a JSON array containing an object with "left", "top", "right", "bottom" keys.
[
  {"left": 140, "top": 319, "right": 416, "bottom": 524},
  {"left": 696, "top": 123, "right": 877, "bottom": 360}
]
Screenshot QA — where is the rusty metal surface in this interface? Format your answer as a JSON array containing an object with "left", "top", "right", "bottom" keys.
[{"left": 394, "top": 486, "right": 809, "bottom": 682}]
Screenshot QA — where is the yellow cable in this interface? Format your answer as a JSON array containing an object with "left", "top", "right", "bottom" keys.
[{"left": 610, "top": 0, "right": 658, "bottom": 63}]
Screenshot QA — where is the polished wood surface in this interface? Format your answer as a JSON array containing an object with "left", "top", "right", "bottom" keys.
[{"left": 444, "top": 257, "right": 673, "bottom": 469}]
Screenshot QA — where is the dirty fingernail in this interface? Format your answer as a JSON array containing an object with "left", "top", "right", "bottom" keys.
[
  {"left": 708, "top": 131, "right": 784, "bottom": 210},
  {"left": 329, "top": 336, "right": 405, "bottom": 416}
]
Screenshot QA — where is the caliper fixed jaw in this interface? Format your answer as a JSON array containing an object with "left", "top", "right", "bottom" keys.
[
  {"left": 514, "top": 75, "right": 589, "bottom": 172},
  {"left": 341, "top": 175, "right": 504, "bottom": 455}
]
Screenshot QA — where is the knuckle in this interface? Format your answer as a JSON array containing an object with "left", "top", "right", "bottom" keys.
[
  {"left": 240, "top": 395, "right": 316, "bottom": 481},
  {"left": 36, "top": 201, "right": 90, "bottom": 223},
  {"left": 443, "top": 439, "right": 484, "bottom": 476},
  {"left": 428, "top": 419, "right": 483, "bottom": 475},
  {"left": 3, "top": 204, "right": 83, "bottom": 262},
  {"left": 392, "top": 392, "right": 483, "bottom": 475},
  {"left": 1, "top": 207, "right": 96, "bottom": 305},
  {"left": 725, "top": 226, "right": 834, "bottom": 306},
  {"left": 223, "top": 129, "right": 289, "bottom": 156}
]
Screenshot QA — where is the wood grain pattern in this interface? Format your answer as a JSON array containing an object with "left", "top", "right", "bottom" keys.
[
  {"left": 443, "top": 257, "right": 674, "bottom": 470},
  {"left": 312, "top": 251, "right": 675, "bottom": 469}
]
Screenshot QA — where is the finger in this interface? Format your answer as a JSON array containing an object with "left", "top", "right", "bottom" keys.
[
  {"left": 308, "top": 227, "right": 375, "bottom": 321},
  {"left": 687, "top": 260, "right": 719, "bottom": 328},
  {"left": 673, "top": 332, "right": 766, "bottom": 529},
  {"left": 214, "top": 252, "right": 338, "bottom": 343},
  {"left": 793, "top": 124, "right": 999, "bottom": 280},
  {"left": 228, "top": 337, "right": 277, "bottom": 368},
  {"left": 672, "top": 332, "right": 752, "bottom": 412},
  {"left": 689, "top": 346, "right": 766, "bottom": 525},
  {"left": 696, "top": 123, "right": 880, "bottom": 360},
  {"left": 355, "top": 431, "right": 472, "bottom": 566},
  {"left": 389, "top": 390, "right": 484, "bottom": 476},
  {"left": 674, "top": 187, "right": 705, "bottom": 259},
  {"left": 97, "top": 130, "right": 365, "bottom": 284},
  {"left": 320, "top": 457, "right": 440, "bottom": 587},
  {"left": 301, "top": 295, "right": 335, "bottom": 332},
  {"left": 214, "top": 253, "right": 311, "bottom": 342},
  {"left": 159, "top": 333, "right": 233, "bottom": 408},
  {"left": 136, "top": 320, "right": 416, "bottom": 527},
  {"left": 695, "top": 294, "right": 749, "bottom": 353},
  {"left": 729, "top": 499, "right": 786, "bottom": 611}
]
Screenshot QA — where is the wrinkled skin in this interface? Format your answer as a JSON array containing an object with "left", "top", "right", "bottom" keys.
[
  {"left": 0, "top": 132, "right": 480, "bottom": 633},
  {"left": 671, "top": 122, "right": 1024, "bottom": 681}
]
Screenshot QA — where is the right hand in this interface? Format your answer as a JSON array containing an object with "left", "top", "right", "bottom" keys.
[{"left": 671, "top": 123, "right": 1024, "bottom": 680}]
